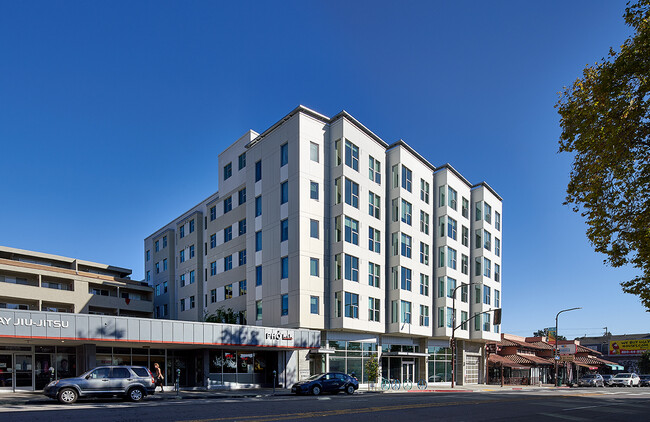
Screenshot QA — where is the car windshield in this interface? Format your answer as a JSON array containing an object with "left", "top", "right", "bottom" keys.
[
  {"left": 613, "top": 373, "right": 631, "bottom": 378},
  {"left": 641, "top": 375, "right": 650, "bottom": 379}
]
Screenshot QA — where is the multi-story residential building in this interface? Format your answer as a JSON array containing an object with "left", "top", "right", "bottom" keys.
[
  {"left": 146, "top": 105, "right": 503, "bottom": 386},
  {"left": 0, "top": 246, "right": 153, "bottom": 317}
]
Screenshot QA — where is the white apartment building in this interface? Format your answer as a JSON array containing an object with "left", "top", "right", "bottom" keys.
[{"left": 145, "top": 105, "right": 503, "bottom": 386}]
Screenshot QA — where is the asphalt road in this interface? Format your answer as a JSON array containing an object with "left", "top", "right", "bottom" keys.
[{"left": 1, "top": 388, "right": 649, "bottom": 422}]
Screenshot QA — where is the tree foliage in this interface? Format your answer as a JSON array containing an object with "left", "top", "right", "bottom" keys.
[
  {"left": 639, "top": 350, "right": 650, "bottom": 373},
  {"left": 532, "top": 329, "right": 566, "bottom": 341},
  {"left": 557, "top": 0, "right": 650, "bottom": 310},
  {"left": 364, "top": 356, "right": 380, "bottom": 383},
  {"left": 204, "top": 307, "right": 239, "bottom": 324}
]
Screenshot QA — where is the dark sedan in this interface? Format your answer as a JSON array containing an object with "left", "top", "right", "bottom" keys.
[
  {"left": 640, "top": 375, "right": 650, "bottom": 387},
  {"left": 291, "top": 372, "right": 359, "bottom": 396}
]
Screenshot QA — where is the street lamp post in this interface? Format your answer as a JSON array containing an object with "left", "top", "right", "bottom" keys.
[
  {"left": 450, "top": 281, "right": 481, "bottom": 389},
  {"left": 554, "top": 307, "right": 581, "bottom": 387}
]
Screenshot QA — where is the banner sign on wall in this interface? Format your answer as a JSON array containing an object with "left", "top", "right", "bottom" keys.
[{"left": 609, "top": 339, "right": 650, "bottom": 355}]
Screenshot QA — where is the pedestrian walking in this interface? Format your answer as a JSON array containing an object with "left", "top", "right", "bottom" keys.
[{"left": 154, "top": 363, "right": 164, "bottom": 392}]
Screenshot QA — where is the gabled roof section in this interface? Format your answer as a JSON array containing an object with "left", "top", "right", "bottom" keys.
[
  {"left": 331, "top": 110, "right": 389, "bottom": 148},
  {"left": 434, "top": 163, "right": 472, "bottom": 188},
  {"left": 246, "top": 105, "right": 330, "bottom": 149},
  {"left": 472, "top": 181, "right": 503, "bottom": 201},
  {"left": 387, "top": 139, "right": 436, "bottom": 171}
]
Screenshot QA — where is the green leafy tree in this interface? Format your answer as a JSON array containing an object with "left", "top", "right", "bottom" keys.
[
  {"left": 556, "top": 0, "right": 650, "bottom": 310},
  {"left": 204, "top": 307, "right": 239, "bottom": 324},
  {"left": 532, "top": 329, "right": 566, "bottom": 340},
  {"left": 364, "top": 356, "right": 380, "bottom": 383},
  {"left": 639, "top": 350, "right": 650, "bottom": 374}
]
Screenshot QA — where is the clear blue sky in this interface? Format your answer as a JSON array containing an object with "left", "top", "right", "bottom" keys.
[{"left": 2, "top": 0, "right": 648, "bottom": 338}]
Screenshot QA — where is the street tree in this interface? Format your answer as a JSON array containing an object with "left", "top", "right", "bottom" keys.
[
  {"left": 639, "top": 350, "right": 650, "bottom": 374},
  {"left": 533, "top": 329, "right": 566, "bottom": 341},
  {"left": 556, "top": 0, "right": 650, "bottom": 310}
]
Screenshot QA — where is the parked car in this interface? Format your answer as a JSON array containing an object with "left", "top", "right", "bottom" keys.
[
  {"left": 43, "top": 366, "right": 156, "bottom": 404},
  {"left": 601, "top": 374, "right": 614, "bottom": 386},
  {"left": 639, "top": 375, "right": 650, "bottom": 387},
  {"left": 428, "top": 374, "right": 443, "bottom": 382},
  {"left": 577, "top": 374, "right": 604, "bottom": 387},
  {"left": 610, "top": 373, "right": 641, "bottom": 387},
  {"left": 291, "top": 372, "right": 359, "bottom": 395}
]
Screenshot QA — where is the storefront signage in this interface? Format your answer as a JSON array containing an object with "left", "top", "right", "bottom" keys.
[
  {"left": 558, "top": 344, "right": 576, "bottom": 355},
  {"left": 265, "top": 330, "right": 293, "bottom": 341},
  {"left": 0, "top": 317, "right": 69, "bottom": 328},
  {"left": 609, "top": 339, "right": 650, "bottom": 355},
  {"left": 560, "top": 355, "right": 574, "bottom": 362}
]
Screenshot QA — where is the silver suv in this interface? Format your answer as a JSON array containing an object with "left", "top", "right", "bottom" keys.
[{"left": 43, "top": 365, "right": 156, "bottom": 404}]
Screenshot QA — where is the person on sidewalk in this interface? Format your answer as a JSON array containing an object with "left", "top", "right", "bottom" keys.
[{"left": 154, "top": 363, "right": 164, "bottom": 393}]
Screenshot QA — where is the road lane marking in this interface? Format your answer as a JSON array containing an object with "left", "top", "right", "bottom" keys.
[{"left": 538, "top": 412, "right": 588, "bottom": 421}]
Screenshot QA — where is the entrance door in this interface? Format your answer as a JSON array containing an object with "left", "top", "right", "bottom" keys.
[
  {"left": 465, "top": 356, "right": 479, "bottom": 384},
  {"left": 14, "top": 354, "right": 33, "bottom": 390},
  {"left": 0, "top": 354, "right": 12, "bottom": 389},
  {"left": 402, "top": 361, "right": 415, "bottom": 383}
]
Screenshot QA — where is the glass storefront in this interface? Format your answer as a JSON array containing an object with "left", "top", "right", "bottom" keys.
[
  {"left": 427, "top": 346, "right": 452, "bottom": 382},
  {"left": 328, "top": 341, "right": 378, "bottom": 384},
  {"left": 208, "top": 350, "right": 271, "bottom": 386}
]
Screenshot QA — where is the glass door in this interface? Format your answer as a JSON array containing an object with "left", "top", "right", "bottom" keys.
[
  {"left": 402, "top": 361, "right": 415, "bottom": 383},
  {"left": 15, "top": 354, "right": 33, "bottom": 389},
  {"left": 0, "top": 354, "right": 12, "bottom": 389}
]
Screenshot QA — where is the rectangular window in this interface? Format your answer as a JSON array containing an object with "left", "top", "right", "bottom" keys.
[
  {"left": 224, "top": 226, "right": 232, "bottom": 243},
  {"left": 401, "top": 233, "right": 412, "bottom": 258},
  {"left": 180, "top": 274, "right": 185, "bottom": 287},
  {"left": 448, "top": 187, "right": 457, "bottom": 210},
  {"left": 223, "top": 162, "right": 232, "bottom": 180},
  {"left": 461, "top": 254, "right": 469, "bottom": 275},
  {"left": 210, "top": 289, "right": 217, "bottom": 303},
  {"left": 391, "top": 232, "right": 398, "bottom": 256},
  {"left": 369, "top": 156, "right": 381, "bottom": 183},
  {"left": 368, "top": 192, "right": 380, "bottom": 218},
  {"left": 345, "top": 292, "right": 359, "bottom": 318},
  {"left": 335, "top": 291, "right": 342, "bottom": 318},
  {"left": 386, "top": 164, "right": 399, "bottom": 193},
  {"left": 368, "top": 297, "right": 380, "bottom": 322},
  {"left": 391, "top": 198, "right": 399, "bottom": 222},
  {"left": 189, "top": 270, "right": 195, "bottom": 284},
  {"left": 155, "top": 240, "right": 159, "bottom": 252},
  {"left": 210, "top": 206, "right": 216, "bottom": 221},
  {"left": 438, "top": 185, "right": 445, "bottom": 207},
  {"left": 438, "top": 216, "right": 445, "bottom": 237},
  {"left": 225, "top": 284, "right": 233, "bottom": 299},
  {"left": 238, "top": 219, "right": 246, "bottom": 235},
  {"left": 256, "top": 300, "right": 262, "bottom": 320},
  {"left": 344, "top": 140, "right": 359, "bottom": 171},
  {"left": 239, "top": 280, "right": 247, "bottom": 296},
  {"left": 280, "top": 143, "right": 288, "bottom": 167},
  {"left": 495, "top": 289, "right": 500, "bottom": 307},
  {"left": 462, "top": 226, "right": 469, "bottom": 247},
  {"left": 420, "top": 242, "right": 429, "bottom": 265},
  {"left": 401, "top": 200, "right": 412, "bottom": 225},
  {"left": 281, "top": 294, "right": 289, "bottom": 316},
  {"left": 495, "top": 211, "right": 501, "bottom": 231},
  {"left": 420, "top": 179, "right": 430, "bottom": 204},
  {"left": 335, "top": 139, "right": 342, "bottom": 166},
  {"left": 210, "top": 233, "right": 216, "bottom": 248},
  {"left": 447, "top": 277, "right": 457, "bottom": 298},
  {"left": 334, "top": 216, "right": 341, "bottom": 242},
  {"left": 210, "top": 261, "right": 216, "bottom": 276},
  {"left": 420, "top": 305, "right": 430, "bottom": 327},
  {"left": 238, "top": 152, "right": 246, "bottom": 170},
  {"left": 146, "top": 271, "right": 150, "bottom": 282},
  {"left": 462, "top": 197, "right": 469, "bottom": 218},
  {"left": 447, "top": 247, "right": 457, "bottom": 269},
  {"left": 483, "top": 313, "right": 491, "bottom": 332},
  {"left": 281, "top": 256, "right": 288, "bottom": 279},
  {"left": 146, "top": 250, "right": 150, "bottom": 261},
  {"left": 255, "top": 160, "right": 262, "bottom": 182},
  {"left": 238, "top": 249, "right": 247, "bottom": 266},
  {"left": 484, "top": 202, "right": 492, "bottom": 224},
  {"left": 255, "top": 231, "right": 262, "bottom": 251},
  {"left": 156, "top": 262, "right": 160, "bottom": 274},
  {"left": 475, "top": 201, "right": 482, "bottom": 221},
  {"left": 420, "top": 211, "right": 429, "bottom": 234},
  {"left": 310, "top": 181, "right": 319, "bottom": 200},
  {"left": 255, "top": 196, "right": 262, "bottom": 217},
  {"left": 495, "top": 238, "right": 501, "bottom": 257},
  {"left": 420, "top": 274, "right": 429, "bottom": 296},
  {"left": 448, "top": 217, "right": 457, "bottom": 240},
  {"left": 345, "top": 178, "right": 359, "bottom": 208},
  {"left": 310, "top": 219, "right": 319, "bottom": 239},
  {"left": 280, "top": 181, "right": 288, "bottom": 204},
  {"left": 438, "top": 307, "right": 444, "bottom": 328},
  {"left": 401, "top": 166, "right": 412, "bottom": 192},
  {"left": 311, "top": 296, "right": 319, "bottom": 314},
  {"left": 484, "top": 257, "right": 491, "bottom": 278},
  {"left": 400, "top": 267, "right": 412, "bottom": 291},
  {"left": 391, "top": 267, "right": 398, "bottom": 290},
  {"left": 163, "top": 258, "right": 168, "bottom": 271},
  {"left": 484, "top": 230, "right": 491, "bottom": 251},
  {"left": 155, "top": 284, "right": 161, "bottom": 296},
  {"left": 238, "top": 188, "right": 246, "bottom": 205},
  {"left": 495, "top": 264, "right": 500, "bottom": 282},
  {"left": 256, "top": 266, "right": 262, "bottom": 286},
  {"left": 401, "top": 300, "right": 412, "bottom": 324},
  {"left": 280, "top": 218, "right": 288, "bottom": 242},
  {"left": 475, "top": 285, "right": 481, "bottom": 305},
  {"left": 475, "top": 229, "right": 482, "bottom": 250},
  {"left": 180, "top": 298, "right": 186, "bottom": 312},
  {"left": 310, "top": 142, "right": 319, "bottom": 162},
  {"left": 438, "top": 246, "right": 445, "bottom": 268},
  {"left": 344, "top": 254, "right": 359, "bottom": 282},
  {"left": 334, "top": 254, "right": 342, "bottom": 280},
  {"left": 189, "top": 245, "right": 195, "bottom": 259},
  {"left": 369, "top": 227, "right": 381, "bottom": 253},
  {"left": 334, "top": 177, "right": 342, "bottom": 204},
  {"left": 310, "top": 258, "right": 319, "bottom": 276},
  {"left": 474, "top": 257, "right": 482, "bottom": 277},
  {"left": 460, "top": 311, "right": 468, "bottom": 330},
  {"left": 180, "top": 225, "right": 185, "bottom": 238},
  {"left": 461, "top": 284, "right": 468, "bottom": 303},
  {"left": 224, "top": 196, "right": 232, "bottom": 214},
  {"left": 391, "top": 300, "right": 399, "bottom": 323},
  {"left": 343, "top": 216, "right": 358, "bottom": 244},
  {"left": 163, "top": 236, "right": 167, "bottom": 248},
  {"left": 438, "top": 276, "right": 445, "bottom": 298},
  {"left": 368, "top": 263, "right": 380, "bottom": 287},
  {"left": 164, "top": 281, "right": 167, "bottom": 293}
]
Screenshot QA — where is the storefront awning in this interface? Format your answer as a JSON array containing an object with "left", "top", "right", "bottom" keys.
[
  {"left": 607, "top": 363, "right": 624, "bottom": 371},
  {"left": 381, "top": 351, "right": 429, "bottom": 357},
  {"left": 308, "top": 348, "right": 336, "bottom": 355},
  {"left": 488, "top": 354, "right": 529, "bottom": 370},
  {"left": 575, "top": 362, "right": 598, "bottom": 370}
]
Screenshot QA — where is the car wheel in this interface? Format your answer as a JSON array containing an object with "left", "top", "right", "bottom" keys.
[
  {"left": 128, "top": 387, "right": 145, "bottom": 402},
  {"left": 58, "top": 388, "right": 78, "bottom": 404},
  {"left": 346, "top": 385, "right": 355, "bottom": 395},
  {"left": 311, "top": 385, "right": 321, "bottom": 396}
]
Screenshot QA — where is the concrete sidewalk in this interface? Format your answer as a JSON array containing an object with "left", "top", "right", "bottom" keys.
[{"left": 0, "top": 383, "right": 564, "bottom": 407}]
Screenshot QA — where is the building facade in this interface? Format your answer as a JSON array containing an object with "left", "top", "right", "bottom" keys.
[
  {"left": 146, "top": 106, "right": 504, "bottom": 386},
  {"left": 0, "top": 246, "right": 153, "bottom": 318}
]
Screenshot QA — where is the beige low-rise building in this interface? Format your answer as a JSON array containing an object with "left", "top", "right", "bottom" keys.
[{"left": 0, "top": 246, "right": 153, "bottom": 318}]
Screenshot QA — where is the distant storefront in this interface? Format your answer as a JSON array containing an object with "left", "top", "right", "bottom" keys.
[{"left": 0, "top": 309, "right": 320, "bottom": 392}]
